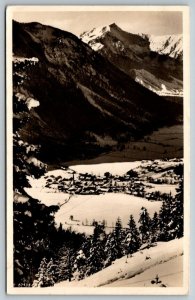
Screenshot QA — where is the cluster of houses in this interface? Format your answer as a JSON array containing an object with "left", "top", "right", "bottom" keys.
[
  {"left": 44, "top": 166, "right": 178, "bottom": 201},
  {"left": 44, "top": 170, "right": 145, "bottom": 196},
  {"left": 147, "top": 171, "right": 179, "bottom": 185},
  {"left": 43, "top": 158, "right": 184, "bottom": 202}
]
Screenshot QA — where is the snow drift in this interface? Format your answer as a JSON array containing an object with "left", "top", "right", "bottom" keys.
[{"left": 55, "top": 238, "right": 183, "bottom": 288}]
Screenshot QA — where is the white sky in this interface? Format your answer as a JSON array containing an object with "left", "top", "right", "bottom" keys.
[{"left": 13, "top": 10, "right": 182, "bottom": 36}]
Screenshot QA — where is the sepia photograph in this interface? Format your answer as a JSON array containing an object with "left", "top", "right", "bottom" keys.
[{"left": 6, "top": 5, "right": 190, "bottom": 295}]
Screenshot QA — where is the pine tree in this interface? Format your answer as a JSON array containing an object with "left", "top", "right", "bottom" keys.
[
  {"left": 104, "top": 232, "right": 119, "bottom": 266},
  {"left": 85, "top": 223, "right": 107, "bottom": 276},
  {"left": 55, "top": 245, "right": 74, "bottom": 282},
  {"left": 47, "top": 258, "right": 57, "bottom": 285},
  {"left": 104, "top": 217, "right": 126, "bottom": 266},
  {"left": 125, "top": 215, "right": 141, "bottom": 256},
  {"left": 172, "top": 179, "right": 183, "bottom": 238},
  {"left": 86, "top": 240, "right": 105, "bottom": 276},
  {"left": 14, "top": 198, "right": 59, "bottom": 286},
  {"left": 114, "top": 217, "right": 126, "bottom": 257},
  {"left": 150, "top": 212, "right": 160, "bottom": 242},
  {"left": 166, "top": 179, "right": 183, "bottom": 239},
  {"left": 13, "top": 91, "right": 46, "bottom": 194},
  {"left": 157, "top": 176, "right": 183, "bottom": 242},
  {"left": 138, "top": 207, "right": 151, "bottom": 243},
  {"left": 73, "top": 249, "right": 87, "bottom": 280},
  {"left": 73, "top": 237, "right": 91, "bottom": 280},
  {"left": 33, "top": 257, "right": 57, "bottom": 287},
  {"left": 158, "top": 200, "right": 172, "bottom": 241}
]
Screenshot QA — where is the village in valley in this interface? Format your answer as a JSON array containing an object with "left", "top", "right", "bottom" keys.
[{"left": 43, "top": 158, "right": 183, "bottom": 201}]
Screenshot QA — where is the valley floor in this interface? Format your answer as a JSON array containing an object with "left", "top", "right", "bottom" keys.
[
  {"left": 63, "top": 125, "right": 183, "bottom": 166},
  {"left": 25, "top": 159, "right": 181, "bottom": 235}
]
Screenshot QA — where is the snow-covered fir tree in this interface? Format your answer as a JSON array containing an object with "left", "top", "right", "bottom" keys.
[
  {"left": 158, "top": 200, "right": 172, "bottom": 241},
  {"left": 158, "top": 178, "right": 183, "bottom": 241},
  {"left": 171, "top": 179, "right": 183, "bottom": 238},
  {"left": 55, "top": 245, "right": 74, "bottom": 282},
  {"left": 73, "top": 249, "right": 88, "bottom": 280},
  {"left": 114, "top": 217, "right": 126, "bottom": 256},
  {"left": 85, "top": 222, "right": 107, "bottom": 276},
  {"left": 150, "top": 212, "right": 160, "bottom": 242},
  {"left": 104, "top": 232, "right": 120, "bottom": 267},
  {"left": 138, "top": 207, "right": 151, "bottom": 243},
  {"left": 125, "top": 214, "right": 141, "bottom": 257},
  {"left": 105, "top": 217, "right": 125, "bottom": 266},
  {"left": 33, "top": 257, "right": 57, "bottom": 287}
]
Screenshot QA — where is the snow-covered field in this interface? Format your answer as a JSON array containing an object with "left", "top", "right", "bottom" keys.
[
  {"left": 25, "top": 188, "right": 161, "bottom": 235},
  {"left": 71, "top": 161, "right": 142, "bottom": 176},
  {"left": 25, "top": 160, "right": 181, "bottom": 235},
  {"left": 25, "top": 187, "right": 70, "bottom": 207},
  {"left": 55, "top": 238, "right": 183, "bottom": 288},
  {"left": 54, "top": 193, "right": 161, "bottom": 233},
  {"left": 144, "top": 183, "right": 178, "bottom": 197}
]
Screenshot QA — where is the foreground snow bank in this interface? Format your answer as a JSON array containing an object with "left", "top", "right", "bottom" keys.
[
  {"left": 55, "top": 238, "right": 183, "bottom": 288},
  {"left": 106, "top": 255, "right": 183, "bottom": 287}
]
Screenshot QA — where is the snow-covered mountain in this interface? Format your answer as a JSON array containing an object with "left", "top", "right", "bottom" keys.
[
  {"left": 81, "top": 25, "right": 110, "bottom": 51},
  {"left": 13, "top": 21, "right": 182, "bottom": 164},
  {"left": 81, "top": 26, "right": 183, "bottom": 60},
  {"left": 147, "top": 34, "right": 183, "bottom": 60},
  {"left": 80, "top": 24, "right": 183, "bottom": 97}
]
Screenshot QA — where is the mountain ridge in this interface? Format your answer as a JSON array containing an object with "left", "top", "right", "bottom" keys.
[
  {"left": 13, "top": 21, "right": 182, "bottom": 164},
  {"left": 80, "top": 24, "right": 183, "bottom": 97}
]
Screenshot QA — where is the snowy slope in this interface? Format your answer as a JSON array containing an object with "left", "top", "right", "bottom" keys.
[
  {"left": 71, "top": 159, "right": 182, "bottom": 176},
  {"left": 80, "top": 25, "right": 183, "bottom": 97},
  {"left": 71, "top": 161, "right": 142, "bottom": 176},
  {"left": 148, "top": 34, "right": 183, "bottom": 59},
  {"left": 80, "top": 25, "right": 110, "bottom": 51},
  {"left": 134, "top": 70, "right": 183, "bottom": 97},
  {"left": 81, "top": 26, "right": 182, "bottom": 59},
  {"left": 55, "top": 238, "right": 183, "bottom": 287},
  {"left": 105, "top": 256, "right": 183, "bottom": 287}
]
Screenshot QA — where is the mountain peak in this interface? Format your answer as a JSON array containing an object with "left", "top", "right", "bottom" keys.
[
  {"left": 147, "top": 34, "right": 183, "bottom": 59},
  {"left": 80, "top": 25, "right": 110, "bottom": 38},
  {"left": 80, "top": 25, "right": 111, "bottom": 50},
  {"left": 109, "top": 22, "right": 119, "bottom": 28}
]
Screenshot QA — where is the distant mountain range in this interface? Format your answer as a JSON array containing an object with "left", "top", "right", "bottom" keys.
[
  {"left": 145, "top": 34, "right": 182, "bottom": 59},
  {"left": 81, "top": 23, "right": 183, "bottom": 97},
  {"left": 12, "top": 21, "right": 182, "bottom": 164}
]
